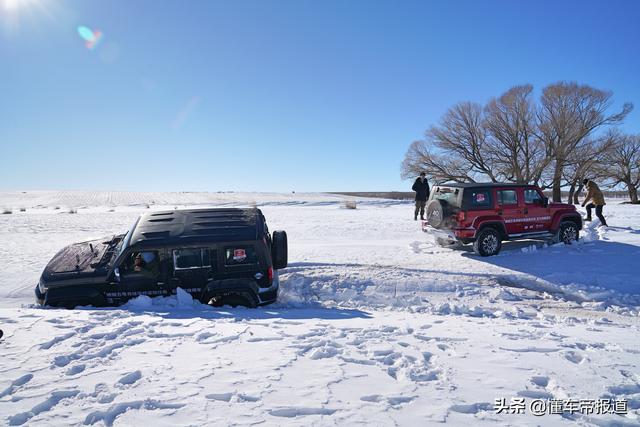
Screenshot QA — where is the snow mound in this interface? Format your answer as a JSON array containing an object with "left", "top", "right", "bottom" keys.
[{"left": 124, "top": 288, "right": 203, "bottom": 311}]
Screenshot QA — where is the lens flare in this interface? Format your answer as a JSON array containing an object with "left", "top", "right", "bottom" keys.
[
  {"left": 77, "top": 26, "right": 93, "bottom": 41},
  {"left": 3, "top": 0, "right": 17, "bottom": 10},
  {"left": 2, "top": 0, "right": 25, "bottom": 11},
  {"left": 2, "top": 0, "right": 64, "bottom": 33},
  {"left": 77, "top": 25, "right": 103, "bottom": 50}
]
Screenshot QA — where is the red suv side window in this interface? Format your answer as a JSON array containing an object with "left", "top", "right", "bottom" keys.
[
  {"left": 524, "top": 189, "right": 543, "bottom": 204},
  {"left": 497, "top": 190, "right": 518, "bottom": 205},
  {"left": 468, "top": 190, "right": 492, "bottom": 209}
]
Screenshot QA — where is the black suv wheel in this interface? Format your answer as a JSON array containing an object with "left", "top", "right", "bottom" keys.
[{"left": 473, "top": 228, "right": 502, "bottom": 256}]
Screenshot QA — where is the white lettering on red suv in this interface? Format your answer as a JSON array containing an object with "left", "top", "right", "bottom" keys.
[{"left": 503, "top": 216, "right": 551, "bottom": 224}]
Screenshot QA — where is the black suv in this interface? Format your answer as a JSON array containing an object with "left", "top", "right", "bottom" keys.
[{"left": 35, "top": 208, "right": 288, "bottom": 308}]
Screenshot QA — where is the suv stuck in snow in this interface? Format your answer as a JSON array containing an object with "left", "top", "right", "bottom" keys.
[
  {"left": 422, "top": 183, "right": 582, "bottom": 256},
  {"left": 35, "top": 208, "right": 288, "bottom": 308}
]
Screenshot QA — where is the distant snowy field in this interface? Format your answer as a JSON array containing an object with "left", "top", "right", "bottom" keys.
[{"left": 0, "top": 191, "right": 639, "bottom": 426}]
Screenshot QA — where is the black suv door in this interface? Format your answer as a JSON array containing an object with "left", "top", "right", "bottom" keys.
[
  {"left": 111, "top": 249, "right": 167, "bottom": 303},
  {"left": 169, "top": 247, "right": 216, "bottom": 299}
]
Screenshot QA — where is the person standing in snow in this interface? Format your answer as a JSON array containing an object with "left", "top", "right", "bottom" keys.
[
  {"left": 412, "top": 172, "right": 430, "bottom": 221},
  {"left": 581, "top": 178, "right": 608, "bottom": 226}
]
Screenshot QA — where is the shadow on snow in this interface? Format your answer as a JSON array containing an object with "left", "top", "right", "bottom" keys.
[
  {"left": 35, "top": 303, "right": 372, "bottom": 321},
  {"left": 463, "top": 238, "right": 640, "bottom": 300}
]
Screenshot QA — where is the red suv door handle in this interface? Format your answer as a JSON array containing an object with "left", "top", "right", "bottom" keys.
[{"left": 523, "top": 208, "right": 528, "bottom": 214}]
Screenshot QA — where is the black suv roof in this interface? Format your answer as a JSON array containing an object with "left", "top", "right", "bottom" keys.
[
  {"left": 436, "top": 182, "right": 536, "bottom": 189},
  {"left": 129, "top": 208, "right": 265, "bottom": 248}
]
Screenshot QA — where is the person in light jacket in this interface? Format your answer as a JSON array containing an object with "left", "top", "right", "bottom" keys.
[{"left": 581, "top": 179, "right": 607, "bottom": 227}]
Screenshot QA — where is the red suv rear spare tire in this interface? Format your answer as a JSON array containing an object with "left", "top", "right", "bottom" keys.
[{"left": 426, "top": 200, "right": 448, "bottom": 229}]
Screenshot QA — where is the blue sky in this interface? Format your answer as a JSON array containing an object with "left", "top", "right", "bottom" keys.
[{"left": 1, "top": 0, "right": 639, "bottom": 192}]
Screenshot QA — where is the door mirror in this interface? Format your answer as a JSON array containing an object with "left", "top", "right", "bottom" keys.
[
  {"left": 109, "top": 267, "right": 121, "bottom": 283},
  {"left": 542, "top": 197, "right": 549, "bottom": 208}
]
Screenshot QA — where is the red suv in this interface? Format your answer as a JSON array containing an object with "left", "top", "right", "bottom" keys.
[{"left": 422, "top": 183, "right": 582, "bottom": 256}]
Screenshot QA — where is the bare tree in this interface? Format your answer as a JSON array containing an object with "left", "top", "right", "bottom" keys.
[
  {"left": 536, "top": 82, "right": 633, "bottom": 202},
  {"left": 484, "top": 84, "right": 549, "bottom": 184},
  {"left": 401, "top": 102, "right": 498, "bottom": 183},
  {"left": 604, "top": 132, "right": 640, "bottom": 203},
  {"left": 401, "top": 141, "right": 479, "bottom": 183},
  {"left": 562, "top": 136, "right": 614, "bottom": 204},
  {"left": 402, "top": 82, "right": 632, "bottom": 194}
]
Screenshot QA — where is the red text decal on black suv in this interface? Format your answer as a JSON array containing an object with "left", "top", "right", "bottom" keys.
[{"left": 422, "top": 183, "right": 582, "bottom": 256}]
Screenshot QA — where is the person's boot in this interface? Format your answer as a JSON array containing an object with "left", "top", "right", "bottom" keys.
[
  {"left": 584, "top": 216, "right": 591, "bottom": 222},
  {"left": 414, "top": 214, "right": 417, "bottom": 221}
]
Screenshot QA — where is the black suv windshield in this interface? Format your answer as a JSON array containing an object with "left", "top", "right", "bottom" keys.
[{"left": 113, "top": 216, "right": 140, "bottom": 262}]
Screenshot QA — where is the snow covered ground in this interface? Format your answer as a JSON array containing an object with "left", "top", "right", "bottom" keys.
[{"left": 0, "top": 191, "right": 639, "bottom": 426}]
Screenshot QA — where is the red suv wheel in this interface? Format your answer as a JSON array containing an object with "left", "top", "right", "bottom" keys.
[
  {"left": 473, "top": 228, "right": 502, "bottom": 256},
  {"left": 555, "top": 221, "right": 579, "bottom": 244}
]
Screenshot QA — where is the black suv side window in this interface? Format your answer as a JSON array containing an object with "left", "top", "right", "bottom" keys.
[
  {"left": 173, "top": 248, "right": 213, "bottom": 270},
  {"left": 524, "top": 189, "right": 542, "bottom": 204},
  {"left": 497, "top": 190, "right": 518, "bottom": 205}
]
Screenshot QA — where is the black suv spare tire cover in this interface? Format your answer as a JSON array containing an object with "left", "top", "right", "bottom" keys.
[
  {"left": 272, "top": 230, "right": 288, "bottom": 269},
  {"left": 426, "top": 199, "right": 448, "bottom": 229}
]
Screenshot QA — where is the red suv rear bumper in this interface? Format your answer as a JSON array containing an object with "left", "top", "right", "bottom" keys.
[{"left": 421, "top": 221, "right": 477, "bottom": 240}]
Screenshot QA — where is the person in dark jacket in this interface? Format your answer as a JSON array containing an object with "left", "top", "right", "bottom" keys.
[
  {"left": 581, "top": 178, "right": 607, "bottom": 226},
  {"left": 412, "top": 172, "right": 430, "bottom": 220},
  {"left": 132, "top": 252, "right": 158, "bottom": 278}
]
